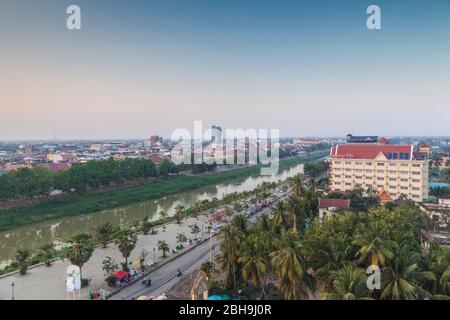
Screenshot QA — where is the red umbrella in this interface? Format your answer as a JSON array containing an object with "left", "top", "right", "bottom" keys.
[{"left": 112, "top": 271, "right": 130, "bottom": 280}]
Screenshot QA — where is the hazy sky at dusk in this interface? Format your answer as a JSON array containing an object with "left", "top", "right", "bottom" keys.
[{"left": 0, "top": 0, "right": 449, "bottom": 140}]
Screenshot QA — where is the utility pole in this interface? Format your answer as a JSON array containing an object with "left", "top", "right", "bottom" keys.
[{"left": 11, "top": 281, "right": 15, "bottom": 300}]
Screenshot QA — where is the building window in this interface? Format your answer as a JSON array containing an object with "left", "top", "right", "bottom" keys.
[
  {"left": 389, "top": 163, "right": 397, "bottom": 167},
  {"left": 401, "top": 178, "right": 408, "bottom": 182},
  {"left": 345, "top": 162, "right": 352, "bottom": 165},
  {"left": 377, "top": 163, "right": 385, "bottom": 166},
  {"left": 400, "top": 152, "right": 410, "bottom": 160},
  {"left": 387, "top": 152, "right": 398, "bottom": 160},
  {"left": 412, "top": 171, "right": 420, "bottom": 175},
  {"left": 401, "top": 163, "right": 409, "bottom": 167},
  {"left": 412, "top": 164, "right": 421, "bottom": 167},
  {"left": 377, "top": 177, "right": 384, "bottom": 181},
  {"left": 389, "top": 178, "right": 396, "bottom": 181},
  {"left": 356, "top": 162, "right": 362, "bottom": 165}
]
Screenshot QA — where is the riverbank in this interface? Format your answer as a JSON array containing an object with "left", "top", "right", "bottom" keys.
[{"left": 0, "top": 152, "right": 327, "bottom": 232}]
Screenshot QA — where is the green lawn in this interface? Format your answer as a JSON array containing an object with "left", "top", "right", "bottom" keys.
[{"left": 0, "top": 152, "right": 327, "bottom": 231}]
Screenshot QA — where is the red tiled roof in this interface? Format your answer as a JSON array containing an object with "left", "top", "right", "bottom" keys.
[
  {"left": 420, "top": 144, "right": 430, "bottom": 148},
  {"left": 330, "top": 144, "right": 412, "bottom": 160},
  {"left": 319, "top": 198, "right": 351, "bottom": 209}
]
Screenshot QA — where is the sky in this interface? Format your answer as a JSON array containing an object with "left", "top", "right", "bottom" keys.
[{"left": 0, "top": 0, "right": 449, "bottom": 140}]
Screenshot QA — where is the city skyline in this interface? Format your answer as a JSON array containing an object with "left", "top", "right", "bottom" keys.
[{"left": 1, "top": 0, "right": 449, "bottom": 140}]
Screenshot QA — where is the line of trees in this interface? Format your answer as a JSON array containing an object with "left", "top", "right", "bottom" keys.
[{"left": 0, "top": 158, "right": 180, "bottom": 202}]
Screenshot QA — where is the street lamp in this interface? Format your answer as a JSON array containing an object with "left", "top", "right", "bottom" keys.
[
  {"left": 11, "top": 281, "right": 15, "bottom": 300},
  {"left": 153, "top": 247, "right": 156, "bottom": 264}
]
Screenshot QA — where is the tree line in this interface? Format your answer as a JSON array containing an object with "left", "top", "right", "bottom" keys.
[{"left": 0, "top": 158, "right": 179, "bottom": 202}]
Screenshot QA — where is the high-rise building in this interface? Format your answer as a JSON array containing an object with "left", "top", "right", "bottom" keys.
[
  {"left": 328, "top": 137, "right": 429, "bottom": 202},
  {"left": 149, "top": 135, "right": 161, "bottom": 146}
]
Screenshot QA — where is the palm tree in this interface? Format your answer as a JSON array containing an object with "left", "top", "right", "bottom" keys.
[
  {"left": 290, "top": 175, "right": 305, "bottom": 199},
  {"left": 353, "top": 222, "right": 395, "bottom": 267},
  {"left": 65, "top": 233, "right": 94, "bottom": 282},
  {"left": 273, "top": 201, "right": 288, "bottom": 230},
  {"left": 381, "top": 244, "right": 435, "bottom": 300},
  {"left": 286, "top": 195, "right": 300, "bottom": 232},
  {"left": 176, "top": 232, "right": 187, "bottom": 248},
  {"left": 256, "top": 213, "right": 275, "bottom": 252},
  {"left": 231, "top": 214, "right": 248, "bottom": 234},
  {"left": 238, "top": 234, "right": 269, "bottom": 299},
  {"left": 94, "top": 222, "right": 114, "bottom": 248},
  {"left": 323, "top": 263, "right": 372, "bottom": 300},
  {"left": 270, "top": 231, "right": 316, "bottom": 299},
  {"left": 175, "top": 205, "right": 185, "bottom": 224},
  {"left": 15, "top": 249, "right": 30, "bottom": 275},
  {"left": 159, "top": 211, "right": 168, "bottom": 231},
  {"left": 309, "top": 232, "right": 351, "bottom": 290},
  {"left": 158, "top": 240, "right": 170, "bottom": 258},
  {"left": 189, "top": 224, "right": 201, "bottom": 240},
  {"left": 114, "top": 228, "right": 138, "bottom": 270},
  {"left": 426, "top": 243, "right": 450, "bottom": 296},
  {"left": 38, "top": 243, "right": 56, "bottom": 267},
  {"left": 219, "top": 225, "right": 243, "bottom": 291}
]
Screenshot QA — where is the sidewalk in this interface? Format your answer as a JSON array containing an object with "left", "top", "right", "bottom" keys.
[{"left": 0, "top": 215, "right": 209, "bottom": 300}]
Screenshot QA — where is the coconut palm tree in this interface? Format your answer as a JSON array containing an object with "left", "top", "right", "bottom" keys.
[
  {"left": 189, "top": 224, "right": 201, "bottom": 240},
  {"left": 175, "top": 204, "right": 185, "bottom": 224},
  {"left": 426, "top": 243, "right": 450, "bottom": 296},
  {"left": 38, "top": 243, "right": 56, "bottom": 267},
  {"left": 15, "top": 249, "right": 30, "bottom": 275},
  {"left": 176, "top": 232, "right": 187, "bottom": 248},
  {"left": 323, "top": 263, "right": 372, "bottom": 300},
  {"left": 286, "top": 195, "right": 301, "bottom": 233},
  {"left": 114, "top": 228, "right": 138, "bottom": 270},
  {"left": 353, "top": 221, "right": 395, "bottom": 267},
  {"left": 65, "top": 233, "right": 94, "bottom": 282},
  {"left": 238, "top": 234, "right": 269, "bottom": 299},
  {"left": 219, "top": 225, "right": 243, "bottom": 291},
  {"left": 231, "top": 214, "right": 248, "bottom": 235},
  {"left": 290, "top": 175, "right": 305, "bottom": 199},
  {"left": 270, "top": 231, "right": 316, "bottom": 299},
  {"left": 309, "top": 232, "right": 352, "bottom": 290},
  {"left": 158, "top": 240, "right": 169, "bottom": 258},
  {"left": 94, "top": 222, "right": 114, "bottom": 248},
  {"left": 381, "top": 244, "right": 435, "bottom": 300},
  {"left": 159, "top": 211, "right": 168, "bottom": 231},
  {"left": 273, "top": 201, "right": 288, "bottom": 231}
]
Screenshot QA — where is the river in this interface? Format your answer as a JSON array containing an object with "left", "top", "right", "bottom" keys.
[{"left": 0, "top": 163, "right": 304, "bottom": 267}]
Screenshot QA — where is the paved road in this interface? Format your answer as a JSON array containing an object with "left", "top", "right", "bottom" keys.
[
  {"left": 110, "top": 201, "right": 280, "bottom": 300},
  {"left": 110, "top": 237, "right": 221, "bottom": 300}
]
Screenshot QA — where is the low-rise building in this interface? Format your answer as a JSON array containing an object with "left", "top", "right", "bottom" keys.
[{"left": 318, "top": 198, "right": 351, "bottom": 220}]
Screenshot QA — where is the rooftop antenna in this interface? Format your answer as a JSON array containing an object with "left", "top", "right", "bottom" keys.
[{"left": 53, "top": 128, "right": 56, "bottom": 141}]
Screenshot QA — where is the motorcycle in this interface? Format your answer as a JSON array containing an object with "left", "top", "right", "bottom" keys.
[
  {"left": 176, "top": 269, "right": 182, "bottom": 277},
  {"left": 142, "top": 277, "right": 152, "bottom": 287}
]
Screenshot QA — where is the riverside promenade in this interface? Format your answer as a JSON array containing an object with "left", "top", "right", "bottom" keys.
[{"left": 0, "top": 215, "right": 210, "bottom": 300}]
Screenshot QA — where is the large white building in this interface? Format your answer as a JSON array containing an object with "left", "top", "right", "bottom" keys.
[{"left": 328, "top": 137, "right": 430, "bottom": 202}]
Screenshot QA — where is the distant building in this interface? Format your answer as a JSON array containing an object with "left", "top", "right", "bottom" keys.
[
  {"left": 25, "top": 145, "right": 34, "bottom": 156},
  {"left": 329, "top": 137, "right": 429, "bottom": 202},
  {"left": 346, "top": 134, "right": 379, "bottom": 144},
  {"left": 292, "top": 138, "right": 320, "bottom": 146},
  {"left": 149, "top": 136, "right": 162, "bottom": 146}
]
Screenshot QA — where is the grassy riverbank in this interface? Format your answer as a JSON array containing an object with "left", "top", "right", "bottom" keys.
[{"left": 0, "top": 152, "right": 327, "bottom": 232}]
